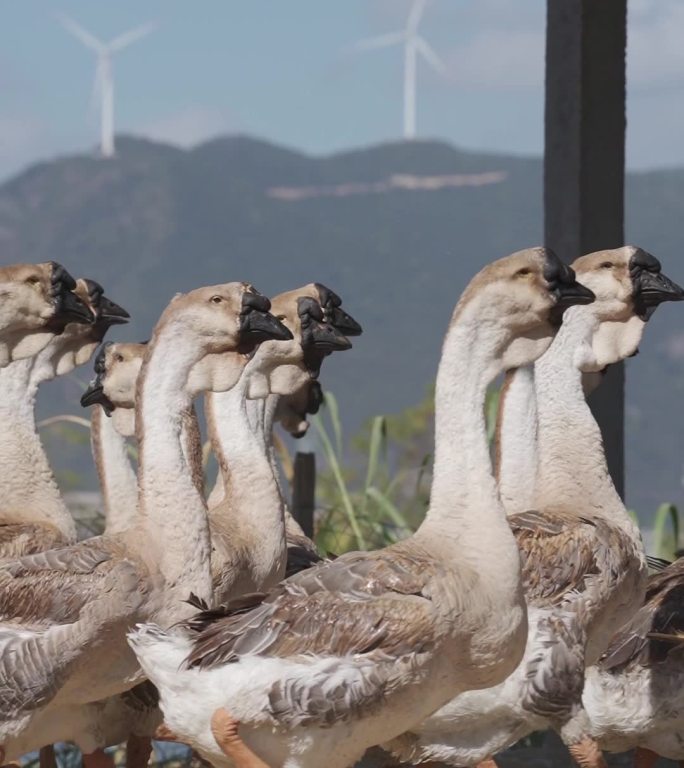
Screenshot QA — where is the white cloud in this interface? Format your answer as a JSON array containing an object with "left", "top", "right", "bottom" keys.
[{"left": 136, "top": 106, "right": 235, "bottom": 148}]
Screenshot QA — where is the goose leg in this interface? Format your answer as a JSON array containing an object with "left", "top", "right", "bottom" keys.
[
  {"left": 567, "top": 737, "right": 608, "bottom": 768},
  {"left": 39, "top": 745, "right": 58, "bottom": 768},
  {"left": 210, "top": 709, "right": 270, "bottom": 768},
  {"left": 82, "top": 748, "right": 115, "bottom": 768},
  {"left": 634, "top": 748, "right": 659, "bottom": 768},
  {"left": 126, "top": 735, "right": 153, "bottom": 768}
]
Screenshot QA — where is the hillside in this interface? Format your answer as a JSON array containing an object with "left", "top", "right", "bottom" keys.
[{"left": 0, "top": 135, "right": 682, "bottom": 521}]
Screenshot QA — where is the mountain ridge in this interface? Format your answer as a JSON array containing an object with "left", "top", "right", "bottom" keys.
[{"left": 0, "top": 133, "right": 682, "bottom": 521}]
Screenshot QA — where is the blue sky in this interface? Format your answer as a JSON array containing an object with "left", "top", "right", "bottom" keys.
[{"left": 1, "top": 0, "right": 683, "bottom": 181}]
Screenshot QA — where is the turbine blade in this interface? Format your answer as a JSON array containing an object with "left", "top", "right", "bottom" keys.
[
  {"left": 108, "top": 21, "right": 156, "bottom": 52},
  {"left": 416, "top": 36, "right": 445, "bottom": 74},
  {"left": 407, "top": 0, "right": 428, "bottom": 33},
  {"left": 355, "top": 31, "right": 404, "bottom": 51},
  {"left": 57, "top": 13, "right": 105, "bottom": 52}
]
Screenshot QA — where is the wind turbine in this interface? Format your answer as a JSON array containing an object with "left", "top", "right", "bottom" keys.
[
  {"left": 58, "top": 15, "right": 156, "bottom": 158},
  {"left": 356, "top": 0, "right": 445, "bottom": 140}
]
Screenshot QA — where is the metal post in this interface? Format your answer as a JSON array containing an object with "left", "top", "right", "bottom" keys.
[
  {"left": 544, "top": 0, "right": 627, "bottom": 497},
  {"left": 292, "top": 451, "right": 316, "bottom": 539}
]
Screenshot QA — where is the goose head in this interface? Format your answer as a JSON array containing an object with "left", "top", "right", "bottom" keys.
[
  {"left": 0, "top": 261, "right": 92, "bottom": 363},
  {"left": 271, "top": 283, "right": 360, "bottom": 435},
  {"left": 49, "top": 278, "right": 130, "bottom": 373},
  {"left": 245, "top": 286, "right": 351, "bottom": 399},
  {"left": 455, "top": 247, "right": 595, "bottom": 370},
  {"left": 571, "top": 246, "right": 684, "bottom": 373},
  {"left": 182, "top": 284, "right": 292, "bottom": 395},
  {"left": 81, "top": 341, "right": 146, "bottom": 437}
]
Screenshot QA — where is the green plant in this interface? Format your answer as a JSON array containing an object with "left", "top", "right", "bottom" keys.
[
  {"left": 311, "top": 386, "right": 501, "bottom": 555},
  {"left": 651, "top": 502, "right": 681, "bottom": 561},
  {"left": 313, "top": 392, "right": 417, "bottom": 554}
]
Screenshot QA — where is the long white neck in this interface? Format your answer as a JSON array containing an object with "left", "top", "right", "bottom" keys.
[
  {"left": 496, "top": 366, "right": 539, "bottom": 516},
  {"left": 205, "top": 383, "right": 287, "bottom": 580},
  {"left": 136, "top": 328, "right": 213, "bottom": 618},
  {"left": 259, "top": 394, "right": 308, "bottom": 541},
  {"left": 91, "top": 406, "right": 139, "bottom": 536},
  {"left": 0, "top": 357, "right": 76, "bottom": 541},
  {"left": 419, "top": 318, "right": 520, "bottom": 594},
  {"left": 534, "top": 307, "right": 638, "bottom": 539}
]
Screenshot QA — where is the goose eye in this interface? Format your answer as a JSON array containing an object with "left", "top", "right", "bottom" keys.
[
  {"left": 276, "top": 314, "right": 286, "bottom": 321},
  {"left": 115, "top": 353, "right": 124, "bottom": 363},
  {"left": 515, "top": 268, "right": 532, "bottom": 278},
  {"left": 210, "top": 295, "right": 223, "bottom": 304},
  {"left": 25, "top": 275, "right": 40, "bottom": 286},
  {"left": 600, "top": 262, "right": 614, "bottom": 269}
]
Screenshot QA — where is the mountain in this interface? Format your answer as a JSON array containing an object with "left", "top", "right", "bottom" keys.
[{"left": 0, "top": 134, "right": 682, "bottom": 522}]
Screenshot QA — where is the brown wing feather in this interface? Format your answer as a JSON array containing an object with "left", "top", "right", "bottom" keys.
[
  {"left": 185, "top": 544, "right": 446, "bottom": 670},
  {"left": 0, "top": 523, "right": 68, "bottom": 559},
  {"left": 0, "top": 536, "right": 138, "bottom": 626},
  {"left": 511, "top": 509, "right": 638, "bottom": 607},
  {"left": 600, "top": 559, "right": 684, "bottom": 671}
]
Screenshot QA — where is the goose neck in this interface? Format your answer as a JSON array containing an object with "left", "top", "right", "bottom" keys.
[
  {"left": 534, "top": 307, "right": 637, "bottom": 536},
  {"left": 136, "top": 326, "right": 213, "bottom": 614},
  {"left": 0, "top": 358, "right": 75, "bottom": 540}
]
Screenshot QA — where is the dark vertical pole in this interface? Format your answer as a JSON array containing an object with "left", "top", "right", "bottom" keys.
[
  {"left": 544, "top": 0, "right": 627, "bottom": 497},
  {"left": 292, "top": 451, "right": 316, "bottom": 538}
]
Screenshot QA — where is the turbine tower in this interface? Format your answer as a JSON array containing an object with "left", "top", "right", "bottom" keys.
[
  {"left": 59, "top": 15, "right": 155, "bottom": 158},
  {"left": 357, "top": 0, "right": 444, "bottom": 140}
]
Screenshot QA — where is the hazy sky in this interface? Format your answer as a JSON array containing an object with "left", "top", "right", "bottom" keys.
[{"left": 1, "top": 0, "right": 683, "bottom": 181}]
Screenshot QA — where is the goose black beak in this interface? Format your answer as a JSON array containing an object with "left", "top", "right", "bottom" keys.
[
  {"left": 544, "top": 252, "right": 595, "bottom": 323},
  {"left": 329, "top": 307, "right": 363, "bottom": 337},
  {"left": 58, "top": 289, "right": 95, "bottom": 325},
  {"left": 633, "top": 270, "right": 684, "bottom": 319},
  {"left": 239, "top": 292, "right": 293, "bottom": 347},
  {"left": 306, "top": 321, "right": 352, "bottom": 353},
  {"left": 80, "top": 379, "right": 114, "bottom": 415},
  {"left": 99, "top": 295, "right": 131, "bottom": 325}
]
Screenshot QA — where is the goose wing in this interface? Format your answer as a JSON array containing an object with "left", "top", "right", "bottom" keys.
[
  {"left": 510, "top": 509, "right": 638, "bottom": 607},
  {"left": 0, "top": 554, "right": 144, "bottom": 718},
  {"left": 0, "top": 536, "right": 143, "bottom": 627},
  {"left": 599, "top": 560, "right": 684, "bottom": 671},
  {"left": 0, "top": 522, "right": 67, "bottom": 559},
  {"left": 184, "top": 545, "right": 448, "bottom": 670}
]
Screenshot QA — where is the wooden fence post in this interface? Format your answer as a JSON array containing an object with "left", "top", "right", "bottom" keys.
[{"left": 292, "top": 451, "right": 316, "bottom": 539}]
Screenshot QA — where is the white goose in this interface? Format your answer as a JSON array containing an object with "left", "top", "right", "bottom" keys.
[
  {"left": 384, "top": 246, "right": 680, "bottom": 768},
  {"left": 0, "top": 283, "right": 291, "bottom": 765},
  {"left": 128, "top": 247, "right": 593, "bottom": 768}
]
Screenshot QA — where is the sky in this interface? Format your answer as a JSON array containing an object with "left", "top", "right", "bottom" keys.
[{"left": 1, "top": 0, "right": 683, "bottom": 181}]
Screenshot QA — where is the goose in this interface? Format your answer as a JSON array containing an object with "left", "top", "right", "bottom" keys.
[
  {"left": 583, "top": 557, "right": 684, "bottom": 768},
  {"left": 0, "top": 278, "right": 125, "bottom": 558},
  {"left": 205, "top": 282, "right": 361, "bottom": 578},
  {"left": 81, "top": 342, "right": 146, "bottom": 536},
  {"left": 206, "top": 286, "right": 352, "bottom": 601},
  {"left": 0, "top": 283, "right": 291, "bottom": 765},
  {"left": 384, "top": 246, "right": 681, "bottom": 768},
  {"left": 127, "top": 247, "right": 594, "bottom": 768},
  {"left": 0, "top": 262, "right": 93, "bottom": 367},
  {"left": 60, "top": 290, "right": 350, "bottom": 765}
]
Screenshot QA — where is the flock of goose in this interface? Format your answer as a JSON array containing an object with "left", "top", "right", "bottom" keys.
[{"left": 0, "top": 249, "right": 683, "bottom": 768}]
